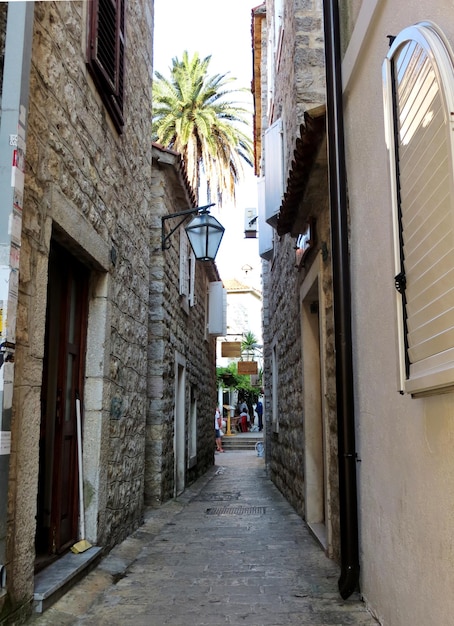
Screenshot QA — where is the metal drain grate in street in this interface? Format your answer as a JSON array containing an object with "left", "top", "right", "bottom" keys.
[{"left": 206, "top": 506, "right": 266, "bottom": 516}]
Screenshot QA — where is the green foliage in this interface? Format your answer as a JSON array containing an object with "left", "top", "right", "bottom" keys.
[
  {"left": 217, "top": 362, "right": 261, "bottom": 417},
  {"left": 217, "top": 362, "right": 255, "bottom": 393}
]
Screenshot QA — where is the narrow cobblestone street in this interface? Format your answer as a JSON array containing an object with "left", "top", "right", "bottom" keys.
[{"left": 29, "top": 451, "right": 377, "bottom": 625}]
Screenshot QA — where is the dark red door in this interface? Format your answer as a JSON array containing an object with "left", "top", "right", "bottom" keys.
[{"left": 36, "top": 241, "right": 89, "bottom": 562}]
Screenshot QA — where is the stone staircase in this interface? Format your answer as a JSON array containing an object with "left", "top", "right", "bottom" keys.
[{"left": 221, "top": 432, "right": 263, "bottom": 451}]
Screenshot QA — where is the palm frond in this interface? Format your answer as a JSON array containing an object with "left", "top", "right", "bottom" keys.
[{"left": 152, "top": 51, "right": 254, "bottom": 204}]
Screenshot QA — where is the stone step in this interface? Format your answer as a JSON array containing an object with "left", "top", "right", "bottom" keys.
[
  {"left": 221, "top": 435, "right": 263, "bottom": 451},
  {"left": 222, "top": 441, "right": 255, "bottom": 450},
  {"left": 33, "top": 546, "right": 103, "bottom": 613}
]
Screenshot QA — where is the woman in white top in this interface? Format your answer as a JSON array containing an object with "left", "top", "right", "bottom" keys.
[{"left": 214, "top": 406, "right": 224, "bottom": 452}]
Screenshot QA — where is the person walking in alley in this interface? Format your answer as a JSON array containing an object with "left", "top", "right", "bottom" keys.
[
  {"left": 239, "top": 406, "right": 249, "bottom": 432},
  {"left": 256, "top": 399, "right": 263, "bottom": 431},
  {"left": 214, "top": 406, "right": 224, "bottom": 452}
]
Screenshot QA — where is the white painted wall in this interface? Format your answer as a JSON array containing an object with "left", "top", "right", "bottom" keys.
[
  {"left": 343, "top": 2, "right": 454, "bottom": 624},
  {"left": 217, "top": 284, "right": 263, "bottom": 369}
]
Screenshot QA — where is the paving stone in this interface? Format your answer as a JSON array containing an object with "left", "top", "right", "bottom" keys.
[{"left": 28, "top": 451, "right": 378, "bottom": 626}]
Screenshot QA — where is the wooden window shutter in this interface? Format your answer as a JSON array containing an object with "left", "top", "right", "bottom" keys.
[
  {"left": 87, "top": 0, "right": 125, "bottom": 131},
  {"left": 384, "top": 23, "right": 454, "bottom": 395},
  {"left": 179, "top": 232, "right": 189, "bottom": 297}
]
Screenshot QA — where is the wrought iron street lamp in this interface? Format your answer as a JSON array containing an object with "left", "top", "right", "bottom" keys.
[{"left": 161, "top": 203, "right": 225, "bottom": 262}]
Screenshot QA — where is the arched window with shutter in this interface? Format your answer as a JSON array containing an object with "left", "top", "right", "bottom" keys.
[{"left": 383, "top": 22, "right": 454, "bottom": 396}]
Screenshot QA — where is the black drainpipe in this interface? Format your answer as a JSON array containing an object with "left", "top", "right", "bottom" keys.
[{"left": 322, "top": 0, "right": 360, "bottom": 600}]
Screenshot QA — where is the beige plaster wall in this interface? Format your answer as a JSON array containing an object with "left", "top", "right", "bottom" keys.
[{"left": 342, "top": 2, "right": 454, "bottom": 624}]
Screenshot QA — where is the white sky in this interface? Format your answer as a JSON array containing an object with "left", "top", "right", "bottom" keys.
[{"left": 153, "top": 0, "right": 262, "bottom": 290}]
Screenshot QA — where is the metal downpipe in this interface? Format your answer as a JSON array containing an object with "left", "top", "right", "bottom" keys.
[{"left": 322, "top": 0, "right": 360, "bottom": 600}]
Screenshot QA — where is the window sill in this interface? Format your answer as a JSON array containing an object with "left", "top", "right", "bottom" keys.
[{"left": 405, "top": 350, "right": 454, "bottom": 397}]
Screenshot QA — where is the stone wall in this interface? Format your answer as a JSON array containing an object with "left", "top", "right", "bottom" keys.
[
  {"left": 147, "top": 151, "right": 217, "bottom": 505},
  {"left": 263, "top": 198, "right": 340, "bottom": 556},
  {"left": 260, "top": 0, "right": 340, "bottom": 559},
  {"left": 5, "top": 0, "right": 153, "bottom": 615},
  {"left": 271, "top": 0, "right": 326, "bottom": 174},
  {"left": 264, "top": 235, "right": 305, "bottom": 517}
]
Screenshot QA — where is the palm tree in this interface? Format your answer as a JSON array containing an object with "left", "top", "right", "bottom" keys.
[
  {"left": 241, "top": 331, "right": 259, "bottom": 360},
  {"left": 152, "top": 51, "right": 253, "bottom": 204}
]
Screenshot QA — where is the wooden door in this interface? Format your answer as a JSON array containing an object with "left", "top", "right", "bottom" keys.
[{"left": 36, "top": 241, "right": 89, "bottom": 561}]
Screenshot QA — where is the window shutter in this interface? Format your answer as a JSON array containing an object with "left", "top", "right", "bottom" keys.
[
  {"left": 87, "top": 0, "right": 125, "bottom": 130},
  {"left": 264, "top": 118, "right": 284, "bottom": 226},
  {"left": 189, "top": 250, "right": 196, "bottom": 307},
  {"left": 208, "top": 282, "right": 227, "bottom": 336},
  {"left": 179, "top": 232, "right": 189, "bottom": 297},
  {"left": 384, "top": 23, "right": 454, "bottom": 394},
  {"left": 395, "top": 39, "right": 454, "bottom": 367},
  {"left": 258, "top": 176, "right": 274, "bottom": 260}
]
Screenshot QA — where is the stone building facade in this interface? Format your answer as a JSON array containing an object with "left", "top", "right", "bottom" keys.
[
  {"left": 148, "top": 144, "right": 219, "bottom": 505},
  {"left": 0, "top": 2, "right": 153, "bottom": 621},
  {"left": 0, "top": 2, "right": 217, "bottom": 623},
  {"left": 252, "top": 0, "right": 341, "bottom": 564}
]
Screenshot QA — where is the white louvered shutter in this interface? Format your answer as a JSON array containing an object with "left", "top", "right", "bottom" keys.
[
  {"left": 384, "top": 23, "right": 454, "bottom": 394},
  {"left": 264, "top": 118, "right": 284, "bottom": 226},
  {"left": 179, "top": 231, "right": 189, "bottom": 297},
  {"left": 189, "top": 250, "right": 196, "bottom": 307}
]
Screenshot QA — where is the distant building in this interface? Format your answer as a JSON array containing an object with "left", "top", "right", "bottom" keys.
[
  {"left": 217, "top": 278, "right": 263, "bottom": 368},
  {"left": 216, "top": 277, "right": 262, "bottom": 416}
]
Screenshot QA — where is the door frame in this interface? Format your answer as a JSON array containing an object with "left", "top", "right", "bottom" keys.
[
  {"left": 174, "top": 352, "right": 186, "bottom": 496},
  {"left": 301, "top": 256, "right": 328, "bottom": 549},
  {"left": 36, "top": 241, "right": 89, "bottom": 560}
]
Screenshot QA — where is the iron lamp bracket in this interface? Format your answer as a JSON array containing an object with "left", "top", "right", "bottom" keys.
[{"left": 161, "top": 203, "right": 215, "bottom": 251}]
